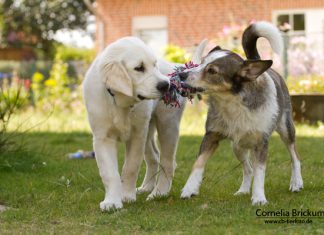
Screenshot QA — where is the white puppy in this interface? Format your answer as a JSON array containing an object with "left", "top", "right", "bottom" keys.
[{"left": 83, "top": 37, "right": 206, "bottom": 211}]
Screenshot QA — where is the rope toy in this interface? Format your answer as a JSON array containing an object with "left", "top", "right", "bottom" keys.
[{"left": 161, "top": 61, "right": 203, "bottom": 107}]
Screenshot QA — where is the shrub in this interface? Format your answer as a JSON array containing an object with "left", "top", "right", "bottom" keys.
[
  {"left": 288, "top": 36, "right": 324, "bottom": 78},
  {"left": 55, "top": 45, "right": 95, "bottom": 63},
  {"left": 0, "top": 84, "right": 28, "bottom": 152},
  {"left": 0, "top": 61, "right": 19, "bottom": 73},
  {"left": 206, "top": 23, "right": 324, "bottom": 94},
  {"left": 287, "top": 76, "right": 324, "bottom": 94},
  {"left": 31, "top": 49, "right": 83, "bottom": 112},
  {"left": 164, "top": 44, "right": 191, "bottom": 63},
  {"left": 212, "top": 23, "right": 246, "bottom": 56},
  {"left": 285, "top": 36, "right": 324, "bottom": 94}
]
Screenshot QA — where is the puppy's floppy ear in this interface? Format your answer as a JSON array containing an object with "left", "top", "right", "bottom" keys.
[
  {"left": 238, "top": 60, "right": 272, "bottom": 81},
  {"left": 101, "top": 62, "right": 133, "bottom": 97}
]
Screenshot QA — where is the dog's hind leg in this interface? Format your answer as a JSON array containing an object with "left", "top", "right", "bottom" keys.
[
  {"left": 181, "top": 132, "right": 223, "bottom": 199},
  {"left": 137, "top": 118, "right": 160, "bottom": 194},
  {"left": 276, "top": 112, "right": 303, "bottom": 192},
  {"left": 233, "top": 144, "right": 253, "bottom": 195},
  {"left": 147, "top": 113, "right": 182, "bottom": 200}
]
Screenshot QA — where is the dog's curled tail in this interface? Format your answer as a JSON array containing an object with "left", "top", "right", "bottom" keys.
[{"left": 242, "top": 21, "right": 283, "bottom": 60}]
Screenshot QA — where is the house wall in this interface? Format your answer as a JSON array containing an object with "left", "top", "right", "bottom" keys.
[{"left": 96, "top": 0, "right": 324, "bottom": 49}]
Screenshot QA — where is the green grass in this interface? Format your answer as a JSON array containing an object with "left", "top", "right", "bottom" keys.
[{"left": 1, "top": 107, "right": 324, "bottom": 234}]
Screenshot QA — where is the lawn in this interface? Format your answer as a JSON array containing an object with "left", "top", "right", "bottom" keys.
[{"left": 0, "top": 106, "right": 323, "bottom": 234}]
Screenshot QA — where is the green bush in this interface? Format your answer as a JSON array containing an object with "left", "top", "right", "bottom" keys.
[
  {"left": 0, "top": 61, "right": 19, "bottom": 73},
  {"left": 55, "top": 45, "right": 95, "bottom": 63},
  {"left": 31, "top": 48, "right": 83, "bottom": 112},
  {"left": 287, "top": 76, "right": 324, "bottom": 94},
  {"left": 164, "top": 44, "right": 191, "bottom": 63},
  {"left": 53, "top": 45, "right": 95, "bottom": 82},
  {"left": 0, "top": 85, "right": 28, "bottom": 152}
]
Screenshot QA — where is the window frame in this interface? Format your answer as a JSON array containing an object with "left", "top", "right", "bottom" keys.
[{"left": 272, "top": 10, "right": 306, "bottom": 36}]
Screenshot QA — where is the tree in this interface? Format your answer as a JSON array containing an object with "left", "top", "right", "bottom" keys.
[{"left": 0, "top": 0, "right": 94, "bottom": 58}]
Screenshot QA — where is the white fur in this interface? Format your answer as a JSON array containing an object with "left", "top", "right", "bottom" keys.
[
  {"left": 84, "top": 37, "right": 169, "bottom": 211},
  {"left": 233, "top": 146, "right": 253, "bottom": 195},
  {"left": 288, "top": 144, "right": 304, "bottom": 192},
  {"left": 96, "top": 37, "right": 169, "bottom": 101},
  {"left": 253, "top": 21, "right": 283, "bottom": 56},
  {"left": 84, "top": 37, "right": 206, "bottom": 211},
  {"left": 251, "top": 163, "right": 268, "bottom": 205},
  {"left": 181, "top": 168, "right": 204, "bottom": 198}
]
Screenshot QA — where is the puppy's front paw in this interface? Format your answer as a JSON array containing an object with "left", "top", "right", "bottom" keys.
[
  {"left": 100, "top": 199, "right": 123, "bottom": 212},
  {"left": 251, "top": 195, "right": 268, "bottom": 206}
]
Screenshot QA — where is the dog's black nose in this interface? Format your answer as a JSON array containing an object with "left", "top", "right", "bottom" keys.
[
  {"left": 179, "top": 72, "right": 189, "bottom": 81},
  {"left": 156, "top": 81, "right": 170, "bottom": 93}
]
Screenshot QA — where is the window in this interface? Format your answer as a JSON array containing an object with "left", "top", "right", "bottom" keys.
[
  {"left": 132, "top": 16, "right": 168, "bottom": 57},
  {"left": 293, "top": 14, "right": 305, "bottom": 31},
  {"left": 275, "top": 12, "right": 305, "bottom": 34}
]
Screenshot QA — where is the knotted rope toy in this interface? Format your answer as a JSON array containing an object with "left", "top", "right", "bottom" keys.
[{"left": 161, "top": 61, "right": 204, "bottom": 107}]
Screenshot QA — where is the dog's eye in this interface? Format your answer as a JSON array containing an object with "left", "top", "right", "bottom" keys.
[
  {"left": 134, "top": 64, "right": 145, "bottom": 72},
  {"left": 207, "top": 67, "right": 217, "bottom": 74}
]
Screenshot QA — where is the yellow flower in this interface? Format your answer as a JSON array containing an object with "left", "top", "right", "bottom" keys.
[
  {"left": 32, "top": 72, "right": 44, "bottom": 83},
  {"left": 44, "top": 78, "right": 57, "bottom": 87}
]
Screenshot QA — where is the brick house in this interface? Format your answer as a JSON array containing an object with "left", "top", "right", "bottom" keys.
[{"left": 94, "top": 0, "right": 324, "bottom": 55}]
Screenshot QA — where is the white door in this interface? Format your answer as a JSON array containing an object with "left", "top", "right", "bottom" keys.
[
  {"left": 135, "top": 28, "right": 168, "bottom": 57},
  {"left": 133, "top": 16, "right": 168, "bottom": 57}
]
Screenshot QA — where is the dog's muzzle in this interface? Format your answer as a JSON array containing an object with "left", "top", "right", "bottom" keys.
[{"left": 156, "top": 81, "right": 170, "bottom": 93}]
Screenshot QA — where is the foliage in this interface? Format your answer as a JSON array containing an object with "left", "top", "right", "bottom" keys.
[
  {"left": 0, "top": 61, "right": 19, "bottom": 73},
  {"left": 0, "top": 61, "right": 52, "bottom": 80},
  {"left": 55, "top": 45, "right": 95, "bottom": 63},
  {"left": 0, "top": 0, "right": 94, "bottom": 58},
  {"left": 287, "top": 75, "right": 324, "bottom": 94},
  {"left": 31, "top": 49, "right": 83, "bottom": 112},
  {"left": 212, "top": 22, "right": 246, "bottom": 56},
  {"left": 164, "top": 44, "right": 191, "bottom": 63},
  {"left": 0, "top": 46, "right": 93, "bottom": 113},
  {"left": 209, "top": 23, "right": 324, "bottom": 94},
  {"left": 53, "top": 45, "right": 95, "bottom": 80},
  {"left": 0, "top": 82, "right": 28, "bottom": 152},
  {"left": 284, "top": 36, "right": 324, "bottom": 93},
  {"left": 288, "top": 36, "right": 324, "bottom": 77}
]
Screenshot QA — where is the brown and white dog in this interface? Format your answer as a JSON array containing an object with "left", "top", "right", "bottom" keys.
[{"left": 180, "top": 22, "right": 303, "bottom": 205}]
